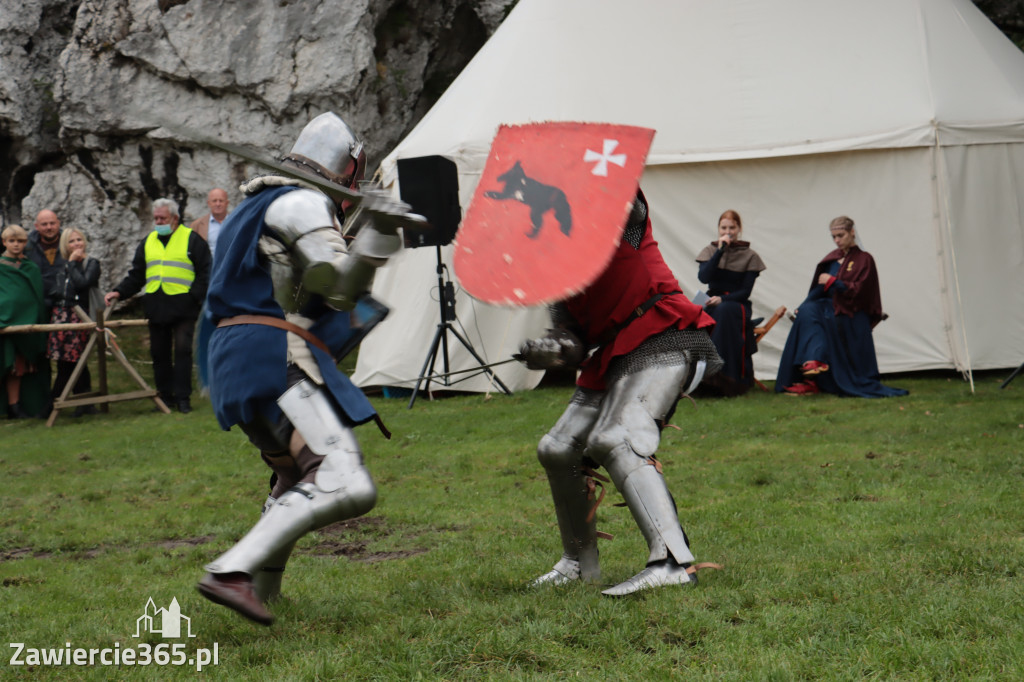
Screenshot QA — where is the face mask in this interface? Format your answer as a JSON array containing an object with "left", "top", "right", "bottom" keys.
[{"left": 155, "top": 224, "right": 173, "bottom": 236}]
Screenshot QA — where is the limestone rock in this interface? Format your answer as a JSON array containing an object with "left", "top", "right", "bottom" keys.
[{"left": 0, "top": 0, "right": 507, "bottom": 289}]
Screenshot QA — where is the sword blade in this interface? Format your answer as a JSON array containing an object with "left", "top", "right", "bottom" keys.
[
  {"left": 147, "top": 118, "right": 433, "bottom": 235},
  {"left": 148, "top": 119, "right": 363, "bottom": 206}
]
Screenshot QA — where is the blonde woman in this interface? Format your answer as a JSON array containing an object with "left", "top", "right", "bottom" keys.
[
  {"left": 47, "top": 227, "right": 101, "bottom": 411},
  {"left": 775, "top": 216, "right": 906, "bottom": 398}
]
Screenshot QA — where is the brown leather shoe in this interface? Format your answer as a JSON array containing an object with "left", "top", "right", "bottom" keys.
[{"left": 197, "top": 572, "right": 274, "bottom": 625}]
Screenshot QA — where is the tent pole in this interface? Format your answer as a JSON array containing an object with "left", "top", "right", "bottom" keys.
[{"left": 933, "top": 127, "right": 975, "bottom": 392}]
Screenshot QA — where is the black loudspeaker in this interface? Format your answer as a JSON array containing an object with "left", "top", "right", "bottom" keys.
[{"left": 397, "top": 155, "right": 461, "bottom": 248}]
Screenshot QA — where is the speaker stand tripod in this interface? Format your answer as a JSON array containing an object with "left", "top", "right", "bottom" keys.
[
  {"left": 1000, "top": 360, "right": 1024, "bottom": 389},
  {"left": 408, "top": 246, "right": 512, "bottom": 408}
]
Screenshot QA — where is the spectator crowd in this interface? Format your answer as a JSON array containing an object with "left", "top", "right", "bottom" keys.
[{"left": 1, "top": 188, "right": 228, "bottom": 420}]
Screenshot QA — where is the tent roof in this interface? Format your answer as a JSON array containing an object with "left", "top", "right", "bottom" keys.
[{"left": 383, "top": 0, "right": 1024, "bottom": 178}]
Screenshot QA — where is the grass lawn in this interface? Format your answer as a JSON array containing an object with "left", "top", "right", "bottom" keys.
[{"left": 2, "top": 329, "right": 1023, "bottom": 679}]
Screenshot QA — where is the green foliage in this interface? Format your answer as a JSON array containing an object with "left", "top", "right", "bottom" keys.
[{"left": 2, "top": 362, "right": 1023, "bottom": 679}]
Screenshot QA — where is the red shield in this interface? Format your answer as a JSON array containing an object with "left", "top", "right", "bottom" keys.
[{"left": 454, "top": 122, "right": 655, "bottom": 306}]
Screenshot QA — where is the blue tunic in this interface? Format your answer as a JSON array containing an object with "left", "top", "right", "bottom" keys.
[
  {"left": 775, "top": 260, "right": 907, "bottom": 398},
  {"left": 204, "top": 185, "right": 378, "bottom": 430}
]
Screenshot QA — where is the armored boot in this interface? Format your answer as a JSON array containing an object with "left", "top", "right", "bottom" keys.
[
  {"left": 199, "top": 444, "right": 375, "bottom": 623},
  {"left": 202, "top": 443, "right": 375, "bottom": 576}
]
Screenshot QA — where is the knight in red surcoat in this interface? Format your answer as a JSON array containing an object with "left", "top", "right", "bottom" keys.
[{"left": 518, "top": 189, "right": 723, "bottom": 596}]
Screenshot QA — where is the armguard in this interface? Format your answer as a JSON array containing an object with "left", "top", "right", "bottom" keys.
[{"left": 264, "top": 188, "right": 405, "bottom": 311}]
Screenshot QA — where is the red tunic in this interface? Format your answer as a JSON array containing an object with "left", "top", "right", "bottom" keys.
[{"left": 566, "top": 213, "right": 714, "bottom": 390}]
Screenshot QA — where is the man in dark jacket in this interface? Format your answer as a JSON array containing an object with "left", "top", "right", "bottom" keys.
[
  {"left": 104, "top": 198, "right": 211, "bottom": 413},
  {"left": 24, "top": 209, "right": 67, "bottom": 407},
  {"left": 26, "top": 209, "right": 67, "bottom": 309}
]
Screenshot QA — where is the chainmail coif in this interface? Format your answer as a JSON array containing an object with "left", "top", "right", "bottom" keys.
[{"left": 623, "top": 193, "right": 648, "bottom": 249}]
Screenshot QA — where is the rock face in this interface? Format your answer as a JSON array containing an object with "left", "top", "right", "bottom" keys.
[{"left": 0, "top": 0, "right": 512, "bottom": 288}]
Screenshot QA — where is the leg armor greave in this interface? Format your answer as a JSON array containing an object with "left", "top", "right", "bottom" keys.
[
  {"left": 587, "top": 364, "right": 695, "bottom": 567},
  {"left": 532, "top": 399, "right": 602, "bottom": 585},
  {"left": 251, "top": 496, "right": 296, "bottom": 603},
  {"left": 206, "top": 380, "right": 377, "bottom": 577},
  {"left": 602, "top": 445, "right": 695, "bottom": 566},
  {"left": 536, "top": 438, "right": 598, "bottom": 582}
]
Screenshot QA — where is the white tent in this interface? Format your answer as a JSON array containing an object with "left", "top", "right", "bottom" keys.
[{"left": 354, "top": 0, "right": 1024, "bottom": 393}]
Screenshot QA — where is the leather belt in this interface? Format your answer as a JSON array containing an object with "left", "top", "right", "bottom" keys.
[
  {"left": 217, "top": 314, "right": 330, "bottom": 355},
  {"left": 216, "top": 314, "right": 393, "bottom": 441}
]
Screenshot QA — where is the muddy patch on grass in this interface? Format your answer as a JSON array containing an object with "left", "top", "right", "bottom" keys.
[
  {"left": 1, "top": 518, "right": 441, "bottom": 565},
  {"left": 0, "top": 535, "right": 216, "bottom": 564},
  {"left": 156, "top": 534, "right": 216, "bottom": 550},
  {"left": 0, "top": 547, "right": 51, "bottom": 562},
  {"left": 299, "top": 516, "right": 430, "bottom": 562},
  {"left": 3, "top": 575, "right": 45, "bottom": 586}
]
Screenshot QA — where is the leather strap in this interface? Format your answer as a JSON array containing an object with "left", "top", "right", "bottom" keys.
[
  {"left": 583, "top": 467, "right": 612, "bottom": 524},
  {"left": 216, "top": 313, "right": 391, "bottom": 440},
  {"left": 217, "top": 314, "right": 393, "bottom": 440},
  {"left": 598, "top": 290, "right": 681, "bottom": 347},
  {"left": 217, "top": 315, "right": 330, "bottom": 355}
]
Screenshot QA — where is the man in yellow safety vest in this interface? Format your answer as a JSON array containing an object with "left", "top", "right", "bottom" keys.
[{"left": 104, "top": 198, "right": 211, "bottom": 413}]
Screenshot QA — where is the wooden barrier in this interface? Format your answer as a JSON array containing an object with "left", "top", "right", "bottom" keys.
[{"left": 0, "top": 306, "right": 171, "bottom": 425}]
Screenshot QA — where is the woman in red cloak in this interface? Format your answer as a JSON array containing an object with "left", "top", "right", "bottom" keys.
[{"left": 775, "top": 216, "right": 907, "bottom": 398}]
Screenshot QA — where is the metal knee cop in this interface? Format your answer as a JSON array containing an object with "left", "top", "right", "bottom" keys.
[{"left": 206, "top": 380, "right": 377, "bottom": 577}]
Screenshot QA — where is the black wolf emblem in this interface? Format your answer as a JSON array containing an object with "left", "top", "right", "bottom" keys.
[{"left": 484, "top": 161, "right": 573, "bottom": 239}]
